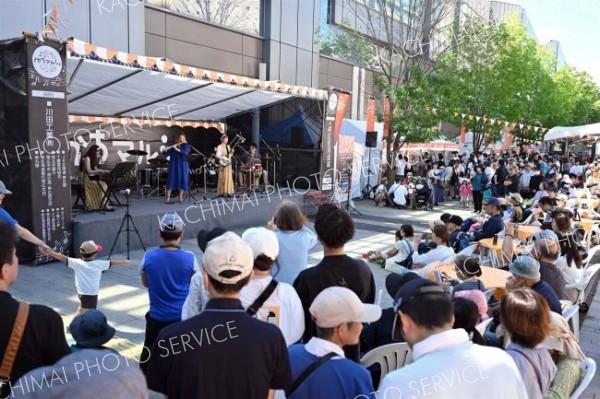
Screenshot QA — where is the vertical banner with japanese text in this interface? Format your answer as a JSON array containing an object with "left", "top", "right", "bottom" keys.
[
  {"left": 366, "top": 96, "right": 375, "bottom": 132},
  {"left": 26, "top": 38, "right": 71, "bottom": 263},
  {"left": 320, "top": 87, "right": 350, "bottom": 192},
  {"left": 337, "top": 136, "right": 355, "bottom": 202},
  {"left": 383, "top": 96, "right": 391, "bottom": 140}
]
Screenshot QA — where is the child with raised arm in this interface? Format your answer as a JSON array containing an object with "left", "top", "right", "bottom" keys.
[{"left": 43, "top": 240, "right": 131, "bottom": 316}]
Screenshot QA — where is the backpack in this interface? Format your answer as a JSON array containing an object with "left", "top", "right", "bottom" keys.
[
  {"left": 395, "top": 240, "right": 414, "bottom": 269},
  {"left": 453, "top": 232, "right": 471, "bottom": 254}
]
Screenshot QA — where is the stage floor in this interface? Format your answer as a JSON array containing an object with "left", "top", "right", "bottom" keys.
[{"left": 72, "top": 187, "right": 306, "bottom": 256}]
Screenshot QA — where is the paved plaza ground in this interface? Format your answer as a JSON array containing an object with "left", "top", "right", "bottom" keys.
[{"left": 10, "top": 199, "right": 600, "bottom": 398}]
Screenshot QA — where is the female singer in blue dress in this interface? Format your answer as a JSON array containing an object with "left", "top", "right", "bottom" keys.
[{"left": 163, "top": 133, "right": 190, "bottom": 203}]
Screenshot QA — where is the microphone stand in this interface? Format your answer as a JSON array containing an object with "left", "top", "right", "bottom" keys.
[
  {"left": 233, "top": 145, "right": 251, "bottom": 195},
  {"left": 260, "top": 136, "right": 280, "bottom": 186},
  {"left": 189, "top": 144, "right": 208, "bottom": 202}
]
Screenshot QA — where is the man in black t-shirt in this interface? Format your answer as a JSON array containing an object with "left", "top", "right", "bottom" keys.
[
  {"left": 504, "top": 166, "right": 520, "bottom": 194},
  {"left": 147, "top": 232, "right": 291, "bottom": 399},
  {"left": 0, "top": 223, "right": 70, "bottom": 398},
  {"left": 293, "top": 204, "right": 375, "bottom": 361},
  {"left": 493, "top": 159, "right": 508, "bottom": 197}
]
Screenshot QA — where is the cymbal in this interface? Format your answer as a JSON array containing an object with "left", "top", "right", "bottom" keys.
[
  {"left": 148, "top": 158, "right": 168, "bottom": 165},
  {"left": 127, "top": 149, "right": 148, "bottom": 156}
]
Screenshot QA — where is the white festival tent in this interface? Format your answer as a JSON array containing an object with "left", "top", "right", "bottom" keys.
[
  {"left": 339, "top": 119, "right": 385, "bottom": 199},
  {"left": 544, "top": 123, "right": 600, "bottom": 142}
]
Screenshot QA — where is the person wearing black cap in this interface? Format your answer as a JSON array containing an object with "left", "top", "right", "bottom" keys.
[
  {"left": 181, "top": 227, "right": 226, "bottom": 320},
  {"left": 460, "top": 197, "right": 504, "bottom": 241},
  {"left": 379, "top": 277, "right": 527, "bottom": 398}
]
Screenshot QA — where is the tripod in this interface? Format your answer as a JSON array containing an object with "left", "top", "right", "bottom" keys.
[
  {"left": 108, "top": 190, "right": 146, "bottom": 260},
  {"left": 361, "top": 147, "right": 375, "bottom": 200},
  {"left": 344, "top": 160, "right": 362, "bottom": 215}
]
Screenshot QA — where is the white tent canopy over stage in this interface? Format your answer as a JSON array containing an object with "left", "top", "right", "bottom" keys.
[
  {"left": 544, "top": 123, "right": 600, "bottom": 142},
  {"left": 66, "top": 38, "right": 327, "bottom": 123}
]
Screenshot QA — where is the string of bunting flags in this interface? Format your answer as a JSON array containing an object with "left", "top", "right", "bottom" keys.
[{"left": 452, "top": 111, "right": 549, "bottom": 134}]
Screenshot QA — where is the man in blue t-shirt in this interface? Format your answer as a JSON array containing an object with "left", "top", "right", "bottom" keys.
[
  {"left": 0, "top": 180, "right": 50, "bottom": 253},
  {"left": 138, "top": 212, "right": 199, "bottom": 373},
  {"left": 287, "top": 287, "right": 381, "bottom": 399},
  {"left": 460, "top": 197, "right": 504, "bottom": 241}
]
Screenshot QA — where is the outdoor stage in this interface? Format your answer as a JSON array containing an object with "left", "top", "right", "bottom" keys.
[{"left": 71, "top": 188, "right": 307, "bottom": 257}]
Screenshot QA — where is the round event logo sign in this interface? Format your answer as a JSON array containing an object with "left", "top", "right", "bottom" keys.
[
  {"left": 328, "top": 93, "right": 338, "bottom": 112},
  {"left": 32, "top": 46, "right": 62, "bottom": 79}
]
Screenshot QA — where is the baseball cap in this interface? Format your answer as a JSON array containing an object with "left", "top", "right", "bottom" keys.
[
  {"left": 242, "top": 227, "right": 279, "bottom": 261},
  {"left": 391, "top": 278, "right": 447, "bottom": 340},
  {"left": 309, "top": 286, "right": 382, "bottom": 328},
  {"left": 203, "top": 232, "right": 254, "bottom": 284},
  {"left": 69, "top": 310, "right": 115, "bottom": 348},
  {"left": 0, "top": 181, "right": 12, "bottom": 195},
  {"left": 80, "top": 240, "right": 102, "bottom": 255},
  {"left": 508, "top": 256, "right": 540, "bottom": 280},
  {"left": 385, "top": 272, "right": 420, "bottom": 299},
  {"left": 159, "top": 213, "right": 184, "bottom": 233},
  {"left": 448, "top": 215, "right": 464, "bottom": 226},
  {"left": 483, "top": 197, "right": 501, "bottom": 207},
  {"left": 533, "top": 229, "right": 559, "bottom": 243},
  {"left": 197, "top": 227, "right": 227, "bottom": 252}
]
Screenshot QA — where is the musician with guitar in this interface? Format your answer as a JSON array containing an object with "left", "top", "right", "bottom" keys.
[
  {"left": 216, "top": 134, "right": 234, "bottom": 197},
  {"left": 163, "top": 134, "right": 190, "bottom": 204},
  {"left": 238, "top": 143, "right": 270, "bottom": 189}
]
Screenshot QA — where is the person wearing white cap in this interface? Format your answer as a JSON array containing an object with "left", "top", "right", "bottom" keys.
[
  {"left": 138, "top": 213, "right": 200, "bottom": 373},
  {"left": 240, "top": 227, "right": 304, "bottom": 346},
  {"left": 42, "top": 239, "right": 130, "bottom": 317},
  {"left": 286, "top": 287, "right": 381, "bottom": 399},
  {"left": 0, "top": 180, "right": 51, "bottom": 254},
  {"left": 147, "top": 232, "right": 291, "bottom": 399}
]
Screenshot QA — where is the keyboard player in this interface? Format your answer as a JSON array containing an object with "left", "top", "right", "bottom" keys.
[{"left": 80, "top": 144, "right": 114, "bottom": 211}]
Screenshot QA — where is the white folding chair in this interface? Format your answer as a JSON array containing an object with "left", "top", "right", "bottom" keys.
[
  {"left": 581, "top": 245, "right": 600, "bottom": 270},
  {"left": 562, "top": 304, "right": 580, "bottom": 341},
  {"left": 360, "top": 343, "right": 412, "bottom": 389},
  {"left": 571, "top": 358, "right": 597, "bottom": 399},
  {"left": 566, "top": 263, "right": 600, "bottom": 312},
  {"left": 475, "top": 318, "right": 493, "bottom": 336},
  {"left": 375, "top": 288, "right": 384, "bottom": 306},
  {"left": 458, "top": 243, "right": 478, "bottom": 257}
]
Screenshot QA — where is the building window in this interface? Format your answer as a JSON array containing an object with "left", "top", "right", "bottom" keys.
[{"left": 146, "top": 0, "right": 263, "bottom": 36}]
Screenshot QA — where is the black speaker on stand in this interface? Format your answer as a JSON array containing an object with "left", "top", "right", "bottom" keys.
[{"left": 361, "top": 131, "right": 377, "bottom": 200}]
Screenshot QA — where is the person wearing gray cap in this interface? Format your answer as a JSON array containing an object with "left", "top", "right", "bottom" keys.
[{"left": 0, "top": 180, "right": 50, "bottom": 254}]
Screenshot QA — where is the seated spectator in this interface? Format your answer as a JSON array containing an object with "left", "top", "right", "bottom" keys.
[
  {"left": 240, "top": 227, "right": 305, "bottom": 346},
  {"left": 543, "top": 312, "right": 586, "bottom": 399},
  {"left": 364, "top": 225, "right": 415, "bottom": 273},
  {"left": 147, "top": 232, "right": 292, "bottom": 398},
  {"left": 446, "top": 215, "right": 464, "bottom": 249},
  {"left": 501, "top": 288, "right": 557, "bottom": 399},
  {"left": 11, "top": 349, "right": 147, "bottom": 399},
  {"left": 293, "top": 204, "right": 375, "bottom": 362},
  {"left": 181, "top": 228, "right": 224, "bottom": 321},
  {"left": 524, "top": 196, "right": 556, "bottom": 227},
  {"left": 287, "top": 287, "right": 381, "bottom": 399},
  {"left": 508, "top": 193, "right": 525, "bottom": 223},
  {"left": 362, "top": 273, "right": 419, "bottom": 351},
  {"left": 454, "top": 289, "right": 489, "bottom": 322},
  {"left": 268, "top": 200, "right": 318, "bottom": 284},
  {"left": 445, "top": 255, "right": 486, "bottom": 292},
  {"left": 0, "top": 223, "right": 70, "bottom": 399},
  {"left": 380, "top": 277, "right": 527, "bottom": 398},
  {"left": 374, "top": 177, "right": 392, "bottom": 206},
  {"left": 390, "top": 180, "right": 409, "bottom": 208},
  {"left": 452, "top": 297, "right": 484, "bottom": 344},
  {"left": 529, "top": 230, "right": 571, "bottom": 303},
  {"left": 69, "top": 310, "right": 116, "bottom": 352},
  {"left": 460, "top": 197, "right": 504, "bottom": 241},
  {"left": 411, "top": 225, "right": 455, "bottom": 268}
]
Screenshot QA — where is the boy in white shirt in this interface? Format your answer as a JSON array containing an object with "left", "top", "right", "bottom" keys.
[{"left": 44, "top": 240, "right": 130, "bottom": 316}]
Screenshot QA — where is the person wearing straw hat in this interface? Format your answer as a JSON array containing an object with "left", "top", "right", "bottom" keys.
[{"left": 0, "top": 180, "right": 51, "bottom": 254}]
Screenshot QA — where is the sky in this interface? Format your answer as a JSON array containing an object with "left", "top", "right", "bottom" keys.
[{"left": 509, "top": 0, "right": 600, "bottom": 84}]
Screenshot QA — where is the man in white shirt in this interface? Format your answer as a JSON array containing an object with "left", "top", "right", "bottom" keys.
[
  {"left": 380, "top": 277, "right": 528, "bottom": 398},
  {"left": 520, "top": 163, "right": 535, "bottom": 198},
  {"left": 570, "top": 160, "right": 584, "bottom": 176},
  {"left": 484, "top": 162, "right": 496, "bottom": 183},
  {"left": 392, "top": 183, "right": 409, "bottom": 208},
  {"left": 395, "top": 156, "right": 406, "bottom": 179}
]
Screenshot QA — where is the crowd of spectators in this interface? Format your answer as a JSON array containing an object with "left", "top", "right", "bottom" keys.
[{"left": 1, "top": 147, "right": 598, "bottom": 398}]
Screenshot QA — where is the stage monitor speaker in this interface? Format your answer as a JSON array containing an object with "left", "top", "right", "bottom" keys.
[
  {"left": 365, "top": 131, "right": 377, "bottom": 148},
  {"left": 291, "top": 127, "right": 304, "bottom": 147}
]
